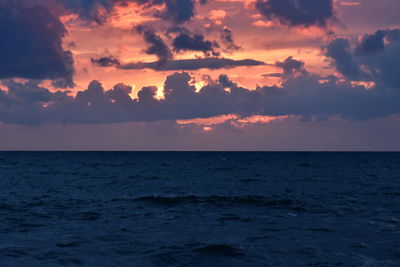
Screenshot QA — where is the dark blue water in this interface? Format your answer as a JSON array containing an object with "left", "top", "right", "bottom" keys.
[{"left": 0, "top": 152, "right": 399, "bottom": 266}]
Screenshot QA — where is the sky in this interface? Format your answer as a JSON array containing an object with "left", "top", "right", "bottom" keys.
[{"left": 0, "top": 0, "right": 400, "bottom": 150}]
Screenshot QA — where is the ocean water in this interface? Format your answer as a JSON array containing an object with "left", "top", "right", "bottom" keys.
[{"left": 0, "top": 152, "right": 399, "bottom": 266}]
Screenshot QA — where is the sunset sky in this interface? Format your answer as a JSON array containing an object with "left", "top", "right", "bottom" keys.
[{"left": 0, "top": 0, "right": 400, "bottom": 150}]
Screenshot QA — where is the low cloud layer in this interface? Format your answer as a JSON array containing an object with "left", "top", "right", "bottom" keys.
[{"left": 2, "top": 59, "right": 400, "bottom": 125}]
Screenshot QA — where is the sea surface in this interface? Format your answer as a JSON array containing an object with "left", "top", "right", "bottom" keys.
[{"left": 0, "top": 152, "right": 399, "bottom": 266}]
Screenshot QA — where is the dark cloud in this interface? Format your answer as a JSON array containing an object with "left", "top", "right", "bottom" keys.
[
  {"left": 385, "top": 28, "right": 400, "bottom": 42},
  {"left": 263, "top": 73, "right": 282, "bottom": 78},
  {"left": 58, "top": 0, "right": 116, "bottom": 24},
  {"left": 172, "top": 32, "right": 219, "bottom": 56},
  {"left": 2, "top": 80, "right": 56, "bottom": 104},
  {"left": 325, "top": 28, "right": 400, "bottom": 88},
  {"left": 91, "top": 57, "right": 265, "bottom": 71},
  {"left": 255, "top": 75, "right": 399, "bottom": 120},
  {"left": 262, "top": 57, "right": 307, "bottom": 79},
  {"left": 52, "top": 0, "right": 198, "bottom": 24},
  {"left": 325, "top": 38, "right": 363, "bottom": 80},
  {"left": 162, "top": 0, "right": 195, "bottom": 24},
  {"left": 275, "top": 56, "right": 307, "bottom": 78},
  {"left": 1, "top": 69, "right": 400, "bottom": 125},
  {"left": 355, "top": 28, "right": 400, "bottom": 55},
  {"left": 91, "top": 56, "right": 121, "bottom": 67},
  {"left": 21, "top": 0, "right": 123, "bottom": 24},
  {"left": 105, "top": 83, "right": 133, "bottom": 106},
  {"left": 136, "top": 26, "right": 173, "bottom": 64},
  {"left": 220, "top": 27, "right": 241, "bottom": 52},
  {"left": 21, "top": 0, "right": 200, "bottom": 26},
  {"left": 355, "top": 30, "right": 386, "bottom": 55},
  {"left": 137, "top": 86, "right": 158, "bottom": 104},
  {"left": 255, "top": 0, "right": 335, "bottom": 28},
  {"left": 0, "top": 1, "right": 74, "bottom": 87}
]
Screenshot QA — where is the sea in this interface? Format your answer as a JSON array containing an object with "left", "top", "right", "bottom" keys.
[{"left": 0, "top": 152, "right": 399, "bottom": 266}]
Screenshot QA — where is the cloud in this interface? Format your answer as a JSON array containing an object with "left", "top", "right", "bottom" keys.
[
  {"left": 355, "top": 28, "right": 400, "bottom": 56},
  {"left": 325, "top": 28, "right": 400, "bottom": 88},
  {"left": 262, "top": 57, "right": 307, "bottom": 79},
  {"left": 1, "top": 68, "right": 400, "bottom": 125},
  {"left": 172, "top": 32, "right": 219, "bottom": 56},
  {"left": 91, "top": 57, "right": 265, "bottom": 70},
  {"left": 161, "top": 0, "right": 196, "bottom": 24},
  {"left": 20, "top": 0, "right": 200, "bottom": 26},
  {"left": 355, "top": 30, "right": 386, "bottom": 55},
  {"left": 255, "top": 0, "right": 335, "bottom": 28},
  {"left": 325, "top": 38, "right": 362, "bottom": 80},
  {"left": 53, "top": 0, "right": 199, "bottom": 24},
  {"left": 0, "top": 1, "right": 75, "bottom": 87},
  {"left": 91, "top": 56, "right": 121, "bottom": 67},
  {"left": 220, "top": 27, "right": 241, "bottom": 52},
  {"left": 136, "top": 26, "right": 173, "bottom": 64},
  {"left": 58, "top": 0, "right": 116, "bottom": 24},
  {"left": 385, "top": 28, "right": 400, "bottom": 42},
  {"left": 275, "top": 56, "right": 307, "bottom": 78},
  {"left": 21, "top": 0, "right": 125, "bottom": 24}
]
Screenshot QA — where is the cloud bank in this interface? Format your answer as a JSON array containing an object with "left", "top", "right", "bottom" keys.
[{"left": 1, "top": 58, "right": 400, "bottom": 125}]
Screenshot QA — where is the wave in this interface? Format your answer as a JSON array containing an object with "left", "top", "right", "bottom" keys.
[
  {"left": 134, "top": 194, "right": 305, "bottom": 210},
  {"left": 0, "top": 203, "right": 12, "bottom": 211},
  {"left": 195, "top": 244, "right": 245, "bottom": 257}
]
